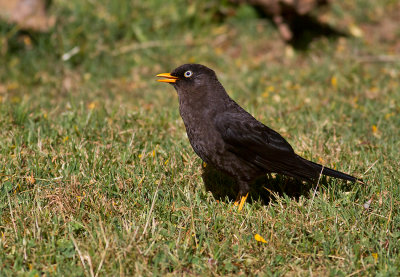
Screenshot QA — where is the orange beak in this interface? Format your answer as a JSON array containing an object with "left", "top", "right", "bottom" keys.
[{"left": 156, "top": 73, "right": 178, "bottom": 83}]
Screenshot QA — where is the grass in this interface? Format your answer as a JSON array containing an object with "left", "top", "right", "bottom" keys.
[{"left": 0, "top": 0, "right": 399, "bottom": 275}]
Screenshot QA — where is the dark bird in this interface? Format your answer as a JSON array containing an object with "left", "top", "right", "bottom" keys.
[{"left": 157, "top": 64, "right": 363, "bottom": 210}]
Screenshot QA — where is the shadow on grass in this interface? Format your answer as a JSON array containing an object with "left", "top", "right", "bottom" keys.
[
  {"left": 201, "top": 163, "right": 350, "bottom": 205},
  {"left": 253, "top": 9, "right": 348, "bottom": 50},
  {"left": 286, "top": 14, "right": 348, "bottom": 50}
]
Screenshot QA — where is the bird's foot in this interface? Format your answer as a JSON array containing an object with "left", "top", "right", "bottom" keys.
[{"left": 233, "top": 193, "right": 249, "bottom": 211}]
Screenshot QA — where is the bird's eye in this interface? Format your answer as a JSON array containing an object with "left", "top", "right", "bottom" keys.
[{"left": 184, "top": 71, "right": 193, "bottom": 78}]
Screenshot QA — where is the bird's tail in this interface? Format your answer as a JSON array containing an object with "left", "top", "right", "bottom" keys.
[{"left": 297, "top": 156, "right": 364, "bottom": 184}]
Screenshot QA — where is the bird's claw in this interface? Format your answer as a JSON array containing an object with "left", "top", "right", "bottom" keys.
[{"left": 234, "top": 193, "right": 249, "bottom": 211}]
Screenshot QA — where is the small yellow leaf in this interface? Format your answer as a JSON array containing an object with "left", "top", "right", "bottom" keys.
[
  {"left": 214, "top": 47, "right": 223, "bottom": 55},
  {"left": 272, "top": 94, "right": 281, "bottom": 103},
  {"left": 262, "top": 86, "right": 275, "bottom": 98},
  {"left": 62, "top": 136, "right": 69, "bottom": 143},
  {"left": 254, "top": 234, "right": 267, "bottom": 243},
  {"left": 349, "top": 24, "right": 363, "bottom": 38},
  {"left": 372, "top": 125, "right": 378, "bottom": 133},
  {"left": 331, "top": 76, "right": 337, "bottom": 89},
  {"left": 88, "top": 102, "right": 96, "bottom": 110},
  {"left": 385, "top": 112, "right": 394, "bottom": 120},
  {"left": 212, "top": 25, "right": 228, "bottom": 35},
  {"left": 84, "top": 73, "right": 91, "bottom": 81},
  {"left": 285, "top": 45, "right": 295, "bottom": 58},
  {"left": 372, "top": 252, "right": 378, "bottom": 262}
]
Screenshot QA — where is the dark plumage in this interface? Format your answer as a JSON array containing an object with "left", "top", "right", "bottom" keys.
[{"left": 157, "top": 64, "right": 362, "bottom": 208}]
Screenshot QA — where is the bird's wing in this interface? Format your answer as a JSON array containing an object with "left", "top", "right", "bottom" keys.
[{"left": 214, "top": 112, "right": 316, "bottom": 179}]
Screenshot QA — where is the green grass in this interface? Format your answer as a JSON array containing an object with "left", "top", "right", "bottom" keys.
[{"left": 1, "top": 0, "right": 400, "bottom": 275}]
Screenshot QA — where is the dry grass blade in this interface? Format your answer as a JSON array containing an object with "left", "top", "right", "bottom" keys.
[{"left": 139, "top": 179, "right": 161, "bottom": 240}]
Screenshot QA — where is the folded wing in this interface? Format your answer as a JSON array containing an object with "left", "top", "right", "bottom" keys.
[{"left": 214, "top": 112, "right": 319, "bottom": 180}]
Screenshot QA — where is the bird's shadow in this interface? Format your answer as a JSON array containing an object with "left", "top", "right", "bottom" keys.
[{"left": 201, "top": 164, "right": 348, "bottom": 205}]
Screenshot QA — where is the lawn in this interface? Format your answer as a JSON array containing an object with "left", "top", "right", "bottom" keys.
[{"left": 0, "top": 0, "right": 399, "bottom": 275}]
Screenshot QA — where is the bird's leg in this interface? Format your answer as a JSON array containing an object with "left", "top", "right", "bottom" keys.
[
  {"left": 234, "top": 181, "right": 250, "bottom": 211},
  {"left": 233, "top": 192, "right": 249, "bottom": 211},
  {"left": 237, "top": 192, "right": 249, "bottom": 211},
  {"left": 233, "top": 195, "right": 241, "bottom": 206}
]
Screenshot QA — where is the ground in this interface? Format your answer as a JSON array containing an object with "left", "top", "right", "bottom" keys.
[{"left": 0, "top": 0, "right": 399, "bottom": 275}]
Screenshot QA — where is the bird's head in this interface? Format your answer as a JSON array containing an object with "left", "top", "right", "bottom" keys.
[{"left": 156, "top": 64, "right": 218, "bottom": 92}]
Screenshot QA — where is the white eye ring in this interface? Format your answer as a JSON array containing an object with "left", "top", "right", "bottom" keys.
[{"left": 184, "top": 71, "right": 193, "bottom": 78}]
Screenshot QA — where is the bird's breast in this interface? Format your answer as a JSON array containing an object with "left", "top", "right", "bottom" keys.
[{"left": 179, "top": 105, "right": 224, "bottom": 164}]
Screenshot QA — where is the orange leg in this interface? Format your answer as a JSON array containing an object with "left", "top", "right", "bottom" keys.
[{"left": 233, "top": 193, "right": 249, "bottom": 211}]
